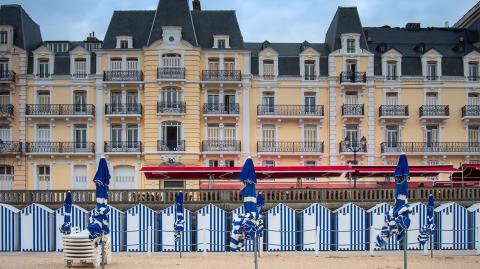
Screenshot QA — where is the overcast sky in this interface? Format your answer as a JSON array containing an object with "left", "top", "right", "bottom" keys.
[{"left": 1, "top": 0, "right": 479, "bottom": 42}]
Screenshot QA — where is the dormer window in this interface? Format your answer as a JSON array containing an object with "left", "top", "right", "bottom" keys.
[
  {"left": 386, "top": 61, "right": 397, "bottom": 80},
  {"left": 116, "top": 36, "right": 133, "bottom": 49},
  {"left": 304, "top": 60, "right": 316, "bottom": 80},
  {"left": 74, "top": 58, "right": 87, "bottom": 79},
  {"left": 38, "top": 59, "right": 50, "bottom": 78},
  {"left": 213, "top": 35, "right": 230, "bottom": 49},
  {"left": 263, "top": 60, "right": 274, "bottom": 80},
  {"left": 347, "top": 39, "right": 356, "bottom": 53},
  {"left": 46, "top": 42, "right": 69, "bottom": 53},
  {"left": 468, "top": 62, "right": 479, "bottom": 81},
  {"left": 218, "top": 39, "right": 226, "bottom": 49},
  {"left": 426, "top": 61, "right": 437, "bottom": 80},
  {"left": 120, "top": 40, "right": 128, "bottom": 49},
  {"left": 0, "top": 31, "right": 7, "bottom": 44}
]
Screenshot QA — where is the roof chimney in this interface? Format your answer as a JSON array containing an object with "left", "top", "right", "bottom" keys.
[{"left": 193, "top": 0, "right": 201, "bottom": 11}]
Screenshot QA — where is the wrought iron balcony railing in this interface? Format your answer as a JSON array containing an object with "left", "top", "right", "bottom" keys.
[
  {"left": 105, "top": 103, "right": 142, "bottom": 115},
  {"left": 104, "top": 141, "right": 142, "bottom": 153},
  {"left": 0, "top": 71, "right": 15, "bottom": 82},
  {"left": 0, "top": 104, "right": 14, "bottom": 117},
  {"left": 381, "top": 142, "right": 480, "bottom": 153},
  {"left": 25, "top": 142, "right": 95, "bottom": 153},
  {"left": 257, "top": 105, "right": 324, "bottom": 117},
  {"left": 304, "top": 74, "right": 316, "bottom": 81},
  {"left": 157, "top": 102, "right": 186, "bottom": 114},
  {"left": 103, "top": 71, "right": 143, "bottom": 82},
  {"left": 462, "top": 105, "right": 480, "bottom": 117},
  {"left": 385, "top": 75, "right": 398, "bottom": 81},
  {"left": 26, "top": 104, "right": 95, "bottom": 116},
  {"left": 72, "top": 73, "right": 88, "bottom": 79},
  {"left": 379, "top": 105, "right": 409, "bottom": 117},
  {"left": 202, "top": 140, "right": 241, "bottom": 152},
  {"left": 0, "top": 141, "right": 22, "bottom": 153},
  {"left": 157, "top": 67, "right": 185, "bottom": 80},
  {"left": 203, "top": 103, "right": 240, "bottom": 115},
  {"left": 339, "top": 72, "right": 366, "bottom": 83},
  {"left": 419, "top": 105, "right": 449, "bottom": 117},
  {"left": 202, "top": 70, "right": 242, "bottom": 81},
  {"left": 263, "top": 74, "right": 275, "bottom": 80},
  {"left": 157, "top": 140, "right": 185, "bottom": 152},
  {"left": 467, "top": 76, "right": 480, "bottom": 81},
  {"left": 257, "top": 141, "right": 324, "bottom": 153},
  {"left": 339, "top": 141, "right": 367, "bottom": 153},
  {"left": 342, "top": 104, "right": 364, "bottom": 116},
  {"left": 425, "top": 75, "right": 439, "bottom": 81}
]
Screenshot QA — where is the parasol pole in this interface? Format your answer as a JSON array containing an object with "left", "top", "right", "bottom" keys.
[
  {"left": 403, "top": 230, "right": 408, "bottom": 269},
  {"left": 254, "top": 234, "right": 258, "bottom": 269},
  {"left": 101, "top": 234, "right": 105, "bottom": 269},
  {"left": 179, "top": 231, "right": 182, "bottom": 258},
  {"left": 430, "top": 232, "right": 433, "bottom": 258}
]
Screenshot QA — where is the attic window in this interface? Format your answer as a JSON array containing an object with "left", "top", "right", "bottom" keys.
[
  {"left": 0, "top": 31, "right": 7, "bottom": 44},
  {"left": 120, "top": 40, "right": 128, "bottom": 49},
  {"left": 213, "top": 35, "right": 230, "bottom": 49},
  {"left": 376, "top": 43, "right": 387, "bottom": 53},
  {"left": 415, "top": 43, "right": 426, "bottom": 53},
  {"left": 218, "top": 39, "right": 226, "bottom": 49},
  {"left": 347, "top": 39, "right": 355, "bottom": 53},
  {"left": 47, "top": 43, "right": 69, "bottom": 53},
  {"left": 261, "top": 41, "right": 271, "bottom": 50},
  {"left": 116, "top": 36, "right": 133, "bottom": 49}
]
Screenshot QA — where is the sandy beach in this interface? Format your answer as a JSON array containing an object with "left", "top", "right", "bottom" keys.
[{"left": 0, "top": 252, "right": 478, "bottom": 269}]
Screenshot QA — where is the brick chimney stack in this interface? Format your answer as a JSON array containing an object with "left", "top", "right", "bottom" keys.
[{"left": 193, "top": 0, "right": 201, "bottom": 11}]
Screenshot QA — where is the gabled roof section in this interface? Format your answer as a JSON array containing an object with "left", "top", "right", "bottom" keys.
[
  {"left": 103, "top": 10, "right": 155, "bottom": 49},
  {"left": 0, "top": 4, "right": 42, "bottom": 52},
  {"left": 191, "top": 10, "right": 244, "bottom": 49},
  {"left": 147, "top": 0, "right": 198, "bottom": 46},
  {"left": 325, "top": 7, "right": 368, "bottom": 52}
]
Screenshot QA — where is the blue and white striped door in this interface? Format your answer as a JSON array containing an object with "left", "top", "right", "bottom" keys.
[
  {"left": 301, "top": 203, "right": 332, "bottom": 251},
  {"left": 159, "top": 204, "right": 192, "bottom": 252},
  {"left": 334, "top": 203, "right": 366, "bottom": 251},
  {"left": 467, "top": 203, "right": 480, "bottom": 250},
  {"left": 408, "top": 203, "right": 426, "bottom": 250},
  {"left": 0, "top": 203, "right": 20, "bottom": 251},
  {"left": 20, "top": 203, "right": 55, "bottom": 252},
  {"left": 125, "top": 204, "right": 157, "bottom": 252},
  {"left": 367, "top": 203, "right": 399, "bottom": 250},
  {"left": 435, "top": 202, "right": 468, "bottom": 250},
  {"left": 55, "top": 205, "right": 89, "bottom": 251},
  {"left": 89, "top": 205, "right": 124, "bottom": 252},
  {"left": 196, "top": 204, "right": 226, "bottom": 252},
  {"left": 266, "top": 203, "right": 297, "bottom": 251},
  {"left": 230, "top": 206, "right": 254, "bottom": 251}
]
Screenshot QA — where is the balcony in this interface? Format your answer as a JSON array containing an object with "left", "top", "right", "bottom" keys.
[
  {"left": 202, "top": 140, "right": 241, "bottom": 152},
  {"left": 103, "top": 71, "right": 143, "bottom": 82},
  {"left": 257, "top": 141, "right": 324, "bottom": 154},
  {"left": 0, "top": 141, "right": 22, "bottom": 154},
  {"left": 379, "top": 105, "right": 409, "bottom": 119},
  {"left": 72, "top": 73, "right": 88, "bottom": 79},
  {"left": 157, "top": 67, "right": 185, "bottom": 80},
  {"left": 304, "top": 74, "right": 317, "bottom": 81},
  {"left": 257, "top": 105, "right": 324, "bottom": 119},
  {"left": 425, "top": 76, "right": 439, "bottom": 81},
  {"left": 0, "top": 71, "right": 15, "bottom": 83},
  {"left": 339, "top": 72, "right": 366, "bottom": 84},
  {"left": 0, "top": 104, "right": 14, "bottom": 118},
  {"left": 342, "top": 104, "right": 364, "bottom": 117},
  {"left": 467, "top": 76, "right": 480, "bottom": 82},
  {"left": 157, "top": 102, "right": 186, "bottom": 115},
  {"left": 385, "top": 75, "right": 398, "bottom": 81},
  {"left": 203, "top": 103, "right": 239, "bottom": 116},
  {"left": 25, "top": 142, "right": 95, "bottom": 154},
  {"left": 462, "top": 105, "right": 480, "bottom": 119},
  {"left": 105, "top": 103, "right": 142, "bottom": 117},
  {"left": 104, "top": 141, "right": 142, "bottom": 153},
  {"left": 262, "top": 74, "right": 275, "bottom": 81},
  {"left": 202, "top": 70, "right": 241, "bottom": 81},
  {"left": 419, "top": 105, "right": 449, "bottom": 119},
  {"left": 339, "top": 141, "right": 367, "bottom": 153},
  {"left": 157, "top": 140, "right": 185, "bottom": 152},
  {"left": 381, "top": 142, "right": 480, "bottom": 155},
  {"left": 26, "top": 104, "right": 95, "bottom": 118}
]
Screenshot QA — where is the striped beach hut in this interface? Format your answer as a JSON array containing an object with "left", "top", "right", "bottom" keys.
[
  {"left": 89, "top": 205, "right": 125, "bottom": 252},
  {"left": 435, "top": 202, "right": 469, "bottom": 250},
  {"left": 20, "top": 203, "right": 55, "bottom": 252},
  {"left": 230, "top": 205, "right": 254, "bottom": 251},
  {"left": 55, "top": 205, "right": 89, "bottom": 251},
  {"left": 301, "top": 203, "right": 332, "bottom": 251},
  {"left": 265, "top": 203, "right": 297, "bottom": 251},
  {"left": 407, "top": 202, "right": 427, "bottom": 250},
  {"left": 196, "top": 204, "right": 227, "bottom": 252},
  {"left": 367, "top": 203, "right": 399, "bottom": 251},
  {"left": 159, "top": 204, "right": 192, "bottom": 252},
  {"left": 125, "top": 204, "right": 157, "bottom": 252},
  {"left": 333, "top": 203, "right": 366, "bottom": 251},
  {"left": 0, "top": 204, "right": 20, "bottom": 251},
  {"left": 467, "top": 203, "right": 480, "bottom": 250}
]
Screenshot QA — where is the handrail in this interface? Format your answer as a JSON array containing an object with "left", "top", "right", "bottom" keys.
[{"left": 26, "top": 104, "right": 95, "bottom": 116}]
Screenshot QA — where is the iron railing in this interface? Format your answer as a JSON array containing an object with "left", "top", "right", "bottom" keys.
[
  {"left": 467, "top": 76, "right": 480, "bottom": 81},
  {"left": 304, "top": 74, "right": 316, "bottom": 81},
  {"left": 0, "top": 71, "right": 15, "bottom": 82},
  {"left": 72, "top": 73, "right": 88, "bottom": 79},
  {"left": 157, "top": 102, "right": 186, "bottom": 114},
  {"left": 157, "top": 67, "right": 185, "bottom": 80},
  {"left": 202, "top": 70, "right": 242, "bottom": 81},
  {"left": 339, "top": 72, "right": 366, "bottom": 83},
  {"left": 257, "top": 105, "right": 324, "bottom": 117},
  {"left": 339, "top": 141, "right": 367, "bottom": 153},
  {"left": 25, "top": 142, "right": 95, "bottom": 153},
  {"left": 342, "top": 104, "right": 364, "bottom": 116},
  {"left": 203, "top": 103, "right": 240, "bottom": 115},
  {"left": 202, "top": 140, "right": 241, "bottom": 152},
  {"left": 104, "top": 141, "right": 142, "bottom": 153},
  {"left": 0, "top": 104, "right": 14, "bottom": 117},
  {"left": 462, "top": 105, "right": 480, "bottom": 117},
  {"left": 263, "top": 74, "right": 275, "bottom": 80},
  {"left": 425, "top": 75, "right": 439, "bottom": 81},
  {"left": 26, "top": 104, "right": 95, "bottom": 116},
  {"left": 419, "top": 105, "right": 449, "bottom": 117},
  {"left": 0, "top": 141, "right": 22, "bottom": 153},
  {"left": 157, "top": 140, "right": 185, "bottom": 152},
  {"left": 381, "top": 142, "right": 480, "bottom": 153},
  {"left": 379, "top": 105, "right": 409, "bottom": 117},
  {"left": 105, "top": 103, "right": 142, "bottom": 115},
  {"left": 103, "top": 71, "right": 143, "bottom": 81},
  {"left": 257, "top": 141, "right": 324, "bottom": 153},
  {"left": 385, "top": 75, "right": 398, "bottom": 81}
]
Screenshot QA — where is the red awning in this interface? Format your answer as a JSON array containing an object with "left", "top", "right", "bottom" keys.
[
  {"left": 452, "top": 164, "right": 480, "bottom": 181},
  {"left": 351, "top": 165, "right": 457, "bottom": 178},
  {"left": 141, "top": 166, "right": 353, "bottom": 180}
]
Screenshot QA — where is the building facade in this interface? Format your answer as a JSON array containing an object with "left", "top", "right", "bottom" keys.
[{"left": 2, "top": 0, "right": 480, "bottom": 190}]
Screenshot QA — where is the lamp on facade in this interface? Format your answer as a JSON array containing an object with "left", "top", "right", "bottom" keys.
[{"left": 344, "top": 136, "right": 367, "bottom": 188}]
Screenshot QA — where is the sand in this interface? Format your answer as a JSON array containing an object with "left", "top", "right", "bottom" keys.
[{"left": 0, "top": 252, "right": 479, "bottom": 269}]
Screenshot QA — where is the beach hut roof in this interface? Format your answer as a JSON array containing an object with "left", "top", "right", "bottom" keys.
[
  {"left": 0, "top": 203, "right": 20, "bottom": 212},
  {"left": 22, "top": 203, "right": 54, "bottom": 213},
  {"left": 366, "top": 202, "right": 392, "bottom": 212},
  {"left": 301, "top": 203, "right": 330, "bottom": 212},
  {"left": 333, "top": 202, "right": 363, "bottom": 212},
  {"left": 434, "top": 201, "right": 464, "bottom": 212},
  {"left": 467, "top": 203, "right": 480, "bottom": 212}
]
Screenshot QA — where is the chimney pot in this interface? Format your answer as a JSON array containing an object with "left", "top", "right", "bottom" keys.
[{"left": 193, "top": 0, "right": 201, "bottom": 11}]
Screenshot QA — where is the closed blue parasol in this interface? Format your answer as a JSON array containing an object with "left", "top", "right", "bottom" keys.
[
  {"left": 256, "top": 193, "right": 265, "bottom": 237},
  {"left": 174, "top": 191, "right": 185, "bottom": 241},
  {"left": 418, "top": 194, "right": 435, "bottom": 245},
  {"left": 87, "top": 157, "right": 111, "bottom": 240},
  {"left": 59, "top": 191, "right": 72, "bottom": 235}
]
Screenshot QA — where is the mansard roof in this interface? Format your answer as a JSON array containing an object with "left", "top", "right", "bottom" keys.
[
  {"left": 191, "top": 10, "right": 244, "bottom": 49},
  {"left": 325, "top": 7, "right": 369, "bottom": 52},
  {"left": 103, "top": 10, "right": 156, "bottom": 49},
  {"left": 0, "top": 4, "right": 43, "bottom": 52}
]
